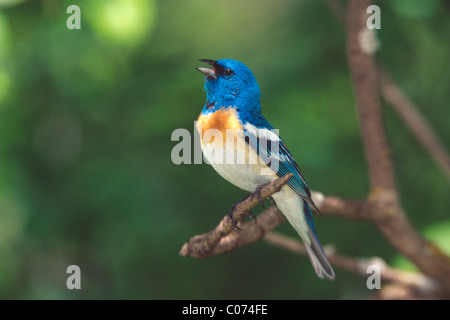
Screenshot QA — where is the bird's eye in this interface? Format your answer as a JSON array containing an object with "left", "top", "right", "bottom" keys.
[{"left": 224, "top": 68, "right": 234, "bottom": 77}]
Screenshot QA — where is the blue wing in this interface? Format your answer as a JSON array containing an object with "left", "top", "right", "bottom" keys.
[
  {"left": 241, "top": 113, "right": 333, "bottom": 278},
  {"left": 242, "top": 112, "right": 320, "bottom": 213}
]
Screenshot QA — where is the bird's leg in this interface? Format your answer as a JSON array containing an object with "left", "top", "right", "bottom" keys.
[
  {"left": 228, "top": 193, "right": 262, "bottom": 229},
  {"left": 254, "top": 184, "right": 268, "bottom": 209},
  {"left": 227, "top": 212, "right": 242, "bottom": 230},
  {"left": 228, "top": 195, "right": 251, "bottom": 230},
  {"left": 229, "top": 182, "right": 274, "bottom": 229}
]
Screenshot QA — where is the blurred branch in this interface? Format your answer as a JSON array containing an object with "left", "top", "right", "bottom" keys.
[
  {"left": 326, "top": 0, "right": 450, "bottom": 181},
  {"left": 378, "top": 66, "right": 450, "bottom": 181},
  {"left": 346, "top": 0, "right": 450, "bottom": 291},
  {"left": 347, "top": 0, "right": 395, "bottom": 192},
  {"left": 264, "top": 232, "right": 441, "bottom": 297},
  {"left": 371, "top": 284, "right": 450, "bottom": 300},
  {"left": 311, "top": 192, "right": 371, "bottom": 220}
]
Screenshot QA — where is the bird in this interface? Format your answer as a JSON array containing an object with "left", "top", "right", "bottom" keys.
[{"left": 196, "top": 58, "right": 335, "bottom": 280}]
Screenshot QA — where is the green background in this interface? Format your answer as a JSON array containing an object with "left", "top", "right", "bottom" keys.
[{"left": 0, "top": 0, "right": 449, "bottom": 299}]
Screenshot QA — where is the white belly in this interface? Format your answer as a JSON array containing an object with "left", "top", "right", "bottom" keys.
[
  {"left": 200, "top": 125, "right": 310, "bottom": 244},
  {"left": 201, "top": 132, "right": 277, "bottom": 192},
  {"left": 271, "top": 186, "right": 309, "bottom": 243},
  {"left": 202, "top": 134, "right": 309, "bottom": 242}
]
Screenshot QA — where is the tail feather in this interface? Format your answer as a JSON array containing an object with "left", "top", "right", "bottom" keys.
[
  {"left": 271, "top": 190, "right": 335, "bottom": 280},
  {"left": 303, "top": 201, "right": 335, "bottom": 280},
  {"left": 305, "top": 230, "right": 335, "bottom": 280}
]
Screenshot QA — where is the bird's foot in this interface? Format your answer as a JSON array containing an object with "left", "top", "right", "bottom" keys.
[
  {"left": 228, "top": 194, "right": 261, "bottom": 229},
  {"left": 228, "top": 195, "right": 250, "bottom": 230},
  {"left": 227, "top": 213, "right": 242, "bottom": 230},
  {"left": 254, "top": 184, "right": 268, "bottom": 209}
]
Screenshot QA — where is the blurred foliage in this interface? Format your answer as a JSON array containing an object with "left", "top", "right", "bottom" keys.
[{"left": 0, "top": 0, "right": 449, "bottom": 299}]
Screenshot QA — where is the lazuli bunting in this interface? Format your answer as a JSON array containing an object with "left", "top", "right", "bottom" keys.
[{"left": 196, "top": 59, "right": 335, "bottom": 280}]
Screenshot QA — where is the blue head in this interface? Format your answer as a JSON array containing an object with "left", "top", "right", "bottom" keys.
[{"left": 197, "top": 59, "right": 261, "bottom": 114}]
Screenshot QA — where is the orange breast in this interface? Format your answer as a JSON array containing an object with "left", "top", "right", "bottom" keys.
[{"left": 197, "top": 107, "right": 242, "bottom": 143}]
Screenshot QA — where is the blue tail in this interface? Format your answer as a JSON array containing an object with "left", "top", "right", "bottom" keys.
[{"left": 303, "top": 201, "right": 335, "bottom": 280}]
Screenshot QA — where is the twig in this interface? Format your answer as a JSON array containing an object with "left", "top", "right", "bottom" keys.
[
  {"left": 182, "top": 206, "right": 286, "bottom": 258},
  {"left": 311, "top": 192, "right": 371, "bottom": 220},
  {"left": 180, "top": 173, "right": 292, "bottom": 258},
  {"left": 264, "top": 232, "right": 438, "bottom": 293},
  {"left": 378, "top": 66, "right": 450, "bottom": 181},
  {"left": 181, "top": 189, "right": 372, "bottom": 259}
]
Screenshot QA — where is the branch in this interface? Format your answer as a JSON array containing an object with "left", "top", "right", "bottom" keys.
[
  {"left": 326, "top": 0, "right": 450, "bottom": 182},
  {"left": 378, "top": 66, "right": 450, "bottom": 181},
  {"left": 181, "top": 185, "right": 373, "bottom": 259},
  {"left": 264, "top": 232, "right": 438, "bottom": 293},
  {"left": 347, "top": 0, "right": 395, "bottom": 192},
  {"left": 180, "top": 173, "right": 292, "bottom": 258},
  {"left": 181, "top": 206, "right": 286, "bottom": 258},
  {"left": 311, "top": 192, "right": 371, "bottom": 220},
  {"left": 346, "top": 0, "right": 450, "bottom": 290}
]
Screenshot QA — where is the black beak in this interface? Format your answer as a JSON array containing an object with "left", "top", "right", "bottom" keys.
[
  {"left": 196, "top": 59, "right": 218, "bottom": 80},
  {"left": 198, "top": 59, "right": 217, "bottom": 66}
]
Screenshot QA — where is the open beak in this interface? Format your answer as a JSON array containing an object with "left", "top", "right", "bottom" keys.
[{"left": 196, "top": 59, "right": 217, "bottom": 80}]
